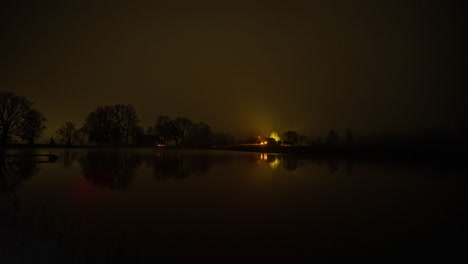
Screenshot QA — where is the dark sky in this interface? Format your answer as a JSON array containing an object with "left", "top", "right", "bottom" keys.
[{"left": 1, "top": 0, "right": 466, "bottom": 140}]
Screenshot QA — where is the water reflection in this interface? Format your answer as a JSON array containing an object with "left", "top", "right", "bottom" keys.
[
  {"left": 152, "top": 150, "right": 228, "bottom": 181},
  {"left": 62, "top": 149, "right": 79, "bottom": 168},
  {"left": 0, "top": 150, "right": 41, "bottom": 195},
  {"left": 259, "top": 153, "right": 298, "bottom": 170},
  {"left": 78, "top": 150, "right": 143, "bottom": 190},
  {"left": 258, "top": 152, "right": 354, "bottom": 175},
  {"left": 326, "top": 159, "right": 340, "bottom": 174},
  {"left": 259, "top": 153, "right": 280, "bottom": 169},
  {"left": 67, "top": 149, "right": 358, "bottom": 190},
  {"left": 1, "top": 149, "right": 466, "bottom": 261},
  {"left": 74, "top": 150, "right": 234, "bottom": 188}
]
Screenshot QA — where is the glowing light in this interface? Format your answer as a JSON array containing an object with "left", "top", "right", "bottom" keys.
[
  {"left": 260, "top": 153, "right": 280, "bottom": 169},
  {"left": 270, "top": 131, "right": 280, "bottom": 142},
  {"left": 269, "top": 158, "right": 280, "bottom": 169}
]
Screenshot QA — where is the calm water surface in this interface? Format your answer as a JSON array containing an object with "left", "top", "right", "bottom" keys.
[{"left": 1, "top": 148, "right": 467, "bottom": 261}]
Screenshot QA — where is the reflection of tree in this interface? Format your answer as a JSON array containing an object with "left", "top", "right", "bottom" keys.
[
  {"left": 261, "top": 154, "right": 279, "bottom": 169},
  {"left": 312, "top": 158, "right": 349, "bottom": 174},
  {"left": 152, "top": 151, "right": 225, "bottom": 182},
  {"left": 62, "top": 149, "right": 79, "bottom": 168},
  {"left": 326, "top": 159, "right": 340, "bottom": 174},
  {"left": 79, "top": 150, "right": 142, "bottom": 190},
  {"left": 153, "top": 152, "right": 182, "bottom": 181},
  {"left": 346, "top": 160, "right": 353, "bottom": 175},
  {"left": 256, "top": 154, "right": 354, "bottom": 174},
  {"left": 0, "top": 152, "right": 40, "bottom": 195},
  {"left": 282, "top": 157, "right": 298, "bottom": 171}
]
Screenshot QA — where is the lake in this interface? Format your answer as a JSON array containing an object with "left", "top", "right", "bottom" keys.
[{"left": 1, "top": 148, "right": 467, "bottom": 262}]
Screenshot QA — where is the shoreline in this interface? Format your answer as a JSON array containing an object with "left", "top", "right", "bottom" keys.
[{"left": 2, "top": 143, "right": 467, "bottom": 161}]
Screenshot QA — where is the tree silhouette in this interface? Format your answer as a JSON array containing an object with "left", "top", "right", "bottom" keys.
[
  {"left": 214, "top": 132, "right": 236, "bottom": 146},
  {"left": 155, "top": 115, "right": 174, "bottom": 145},
  {"left": 187, "top": 122, "right": 214, "bottom": 146},
  {"left": 56, "top": 122, "right": 80, "bottom": 146},
  {"left": 83, "top": 104, "right": 140, "bottom": 146},
  {"left": 110, "top": 104, "right": 139, "bottom": 145},
  {"left": 283, "top": 130, "right": 299, "bottom": 145},
  {"left": 84, "top": 106, "right": 112, "bottom": 146},
  {"left": 18, "top": 108, "right": 47, "bottom": 145},
  {"left": 174, "top": 117, "right": 193, "bottom": 146},
  {"left": 0, "top": 91, "right": 46, "bottom": 145},
  {"left": 326, "top": 129, "right": 339, "bottom": 145}
]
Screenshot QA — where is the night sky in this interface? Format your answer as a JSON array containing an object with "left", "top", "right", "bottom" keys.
[{"left": 1, "top": 0, "right": 466, "bottom": 140}]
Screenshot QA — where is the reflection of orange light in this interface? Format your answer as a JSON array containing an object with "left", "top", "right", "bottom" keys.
[
  {"left": 260, "top": 153, "right": 268, "bottom": 160},
  {"left": 269, "top": 158, "right": 280, "bottom": 169}
]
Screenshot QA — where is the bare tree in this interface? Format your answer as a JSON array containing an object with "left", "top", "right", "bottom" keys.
[
  {"left": 283, "top": 130, "right": 299, "bottom": 145},
  {"left": 187, "top": 122, "right": 214, "bottom": 147},
  {"left": 83, "top": 106, "right": 113, "bottom": 146},
  {"left": 120, "top": 105, "right": 139, "bottom": 145},
  {"left": 155, "top": 115, "right": 174, "bottom": 145},
  {"left": 326, "top": 129, "right": 339, "bottom": 145},
  {"left": 174, "top": 117, "right": 193, "bottom": 146},
  {"left": 0, "top": 91, "right": 46, "bottom": 145},
  {"left": 56, "top": 122, "right": 79, "bottom": 146},
  {"left": 83, "top": 104, "right": 140, "bottom": 146},
  {"left": 18, "top": 108, "right": 47, "bottom": 145}
]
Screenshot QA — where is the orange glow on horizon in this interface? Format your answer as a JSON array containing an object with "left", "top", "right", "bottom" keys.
[{"left": 270, "top": 131, "right": 280, "bottom": 142}]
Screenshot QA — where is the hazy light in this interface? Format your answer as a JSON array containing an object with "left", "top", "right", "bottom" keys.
[
  {"left": 269, "top": 158, "right": 280, "bottom": 169},
  {"left": 270, "top": 132, "right": 280, "bottom": 142},
  {"left": 260, "top": 153, "right": 280, "bottom": 169}
]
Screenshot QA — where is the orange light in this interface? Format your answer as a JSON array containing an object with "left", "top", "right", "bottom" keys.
[{"left": 270, "top": 131, "right": 280, "bottom": 142}]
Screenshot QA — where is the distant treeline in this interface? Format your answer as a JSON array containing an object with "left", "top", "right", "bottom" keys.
[
  {"left": 0, "top": 91, "right": 236, "bottom": 147},
  {"left": 54, "top": 106, "right": 232, "bottom": 147},
  {"left": 1, "top": 91, "right": 468, "bottom": 148}
]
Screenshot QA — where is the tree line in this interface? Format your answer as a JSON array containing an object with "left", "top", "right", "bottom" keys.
[
  {"left": 0, "top": 91, "right": 357, "bottom": 147},
  {"left": 0, "top": 91, "right": 221, "bottom": 147},
  {"left": 4, "top": 91, "right": 464, "bottom": 147},
  {"left": 55, "top": 107, "right": 218, "bottom": 147}
]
